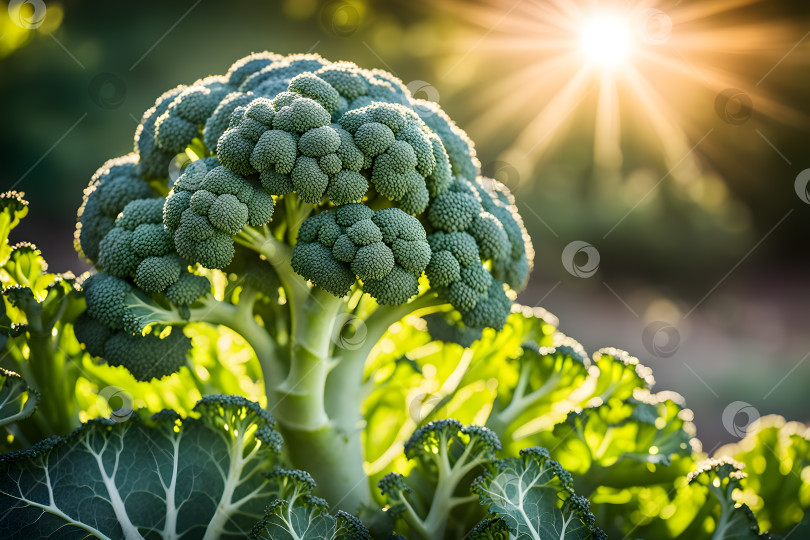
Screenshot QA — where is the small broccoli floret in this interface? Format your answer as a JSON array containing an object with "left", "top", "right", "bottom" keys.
[
  {"left": 75, "top": 154, "right": 156, "bottom": 264},
  {"left": 164, "top": 272, "right": 211, "bottom": 305},
  {"left": 226, "top": 51, "right": 284, "bottom": 87},
  {"left": 292, "top": 206, "right": 430, "bottom": 303},
  {"left": 288, "top": 73, "right": 340, "bottom": 113},
  {"left": 164, "top": 159, "right": 272, "bottom": 269},
  {"left": 72, "top": 312, "right": 112, "bottom": 358},
  {"left": 134, "top": 86, "right": 187, "bottom": 178},
  {"left": 413, "top": 99, "right": 480, "bottom": 182},
  {"left": 155, "top": 76, "right": 230, "bottom": 153},
  {"left": 82, "top": 273, "right": 131, "bottom": 330},
  {"left": 291, "top": 241, "right": 355, "bottom": 297},
  {"left": 104, "top": 328, "right": 191, "bottom": 381},
  {"left": 428, "top": 191, "right": 481, "bottom": 233},
  {"left": 94, "top": 197, "right": 184, "bottom": 295},
  {"left": 134, "top": 254, "right": 184, "bottom": 293}
]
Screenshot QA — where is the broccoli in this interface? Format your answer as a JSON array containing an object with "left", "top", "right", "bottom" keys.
[{"left": 72, "top": 51, "right": 533, "bottom": 513}]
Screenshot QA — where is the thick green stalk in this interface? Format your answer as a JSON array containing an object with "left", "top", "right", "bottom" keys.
[
  {"left": 326, "top": 292, "right": 446, "bottom": 433},
  {"left": 269, "top": 286, "right": 373, "bottom": 512},
  {"left": 272, "top": 286, "right": 342, "bottom": 430}
]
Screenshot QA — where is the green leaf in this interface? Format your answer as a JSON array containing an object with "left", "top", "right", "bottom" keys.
[
  {"left": 250, "top": 468, "right": 369, "bottom": 539},
  {"left": 0, "top": 367, "right": 40, "bottom": 428},
  {"left": 0, "top": 395, "right": 284, "bottom": 539},
  {"left": 0, "top": 191, "right": 29, "bottom": 266},
  {"left": 717, "top": 415, "right": 810, "bottom": 535},
  {"left": 3, "top": 243, "right": 54, "bottom": 295},
  {"left": 487, "top": 331, "right": 591, "bottom": 448},
  {"left": 473, "top": 447, "right": 605, "bottom": 539},
  {"left": 364, "top": 305, "right": 557, "bottom": 481},
  {"left": 251, "top": 499, "right": 369, "bottom": 539},
  {"left": 378, "top": 420, "right": 501, "bottom": 539},
  {"left": 685, "top": 457, "right": 769, "bottom": 540}
]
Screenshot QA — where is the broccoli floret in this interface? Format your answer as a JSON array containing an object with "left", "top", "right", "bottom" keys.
[
  {"left": 292, "top": 206, "right": 430, "bottom": 303},
  {"left": 155, "top": 76, "right": 230, "bottom": 153},
  {"left": 75, "top": 154, "right": 156, "bottom": 264},
  {"left": 72, "top": 312, "right": 112, "bottom": 358},
  {"left": 134, "top": 86, "right": 187, "bottom": 178},
  {"left": 413, "top": 99, "right": 480, "bottom": 182},
  {"left": 134, "top": 254, "right": 184, "bottom": 293},
  {"left": 82, "top": 272, "right": 131, "bottom": 330},
  {"left": 164, "top": 272, "right": 210, "bottom": 305},
  {"left": 104, "top": 328, "right": 191, "bottom": 381},
  {"left": 94, "top": 197, "right": 184, "bottom": 296},
  {"left": 225, "top": 51, "right": 284, "bottom": 87},
  {"left": 288, "top": 73, "right": 340, "bottom": 113},
  {"left": 164, "top": 159, "right": 272, "bottom": 269}
]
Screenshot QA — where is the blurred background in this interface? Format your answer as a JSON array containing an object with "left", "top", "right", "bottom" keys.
[{"left": 1, "top": 0, "right": 808, "bottom": 450}]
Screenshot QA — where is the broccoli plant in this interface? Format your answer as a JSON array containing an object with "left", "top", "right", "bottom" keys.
[
  {"left": 1, "top": 52, "right": 808, "bottom": 539},
  {"left": 67, "top": 52, "right": 533, "bottom": 512}
]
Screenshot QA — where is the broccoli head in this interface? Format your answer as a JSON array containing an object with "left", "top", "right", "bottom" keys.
[{"left": 94, "top": 52, "right": 533, "bottom": 331}]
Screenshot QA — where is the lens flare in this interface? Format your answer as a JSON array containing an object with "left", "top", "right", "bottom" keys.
[{"left": 579, "top": 13, "right": 632, "bottom": 67}]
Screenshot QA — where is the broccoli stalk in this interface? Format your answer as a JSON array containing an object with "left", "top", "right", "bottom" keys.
[{"left": 234, "top": 221, "right": 447, "bottom": 509}]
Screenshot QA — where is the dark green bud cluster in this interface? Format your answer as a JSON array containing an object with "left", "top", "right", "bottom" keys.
[
  {"left": 75, "top": 154, "right": 156, "bottom": 264},
  {"left": 337, "top": 102, "right": 452, "bottom": 213},
  {"left": 163, "top": 157, "right": 274, "bottom": 268},
  {"left": 424, "top": 176, "right": 533, "bottom": 330},
  {"left": 73, "top": 270, "right": 207, "bottom": 380},
  {"left": 153, "top": 76, "right": 231, "bottom": 154},
  {"left": 291, "top": 204, "right": 430, "bottom": 303},
  {"left": 73, "top": 311, "right": 190, "bottom": 382},
  {"left": 97, "top": 198, "right": 187, "bottom": 294}
]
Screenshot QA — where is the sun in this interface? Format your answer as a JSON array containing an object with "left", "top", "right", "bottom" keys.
[{"left": 579, "top": 13, "right": 632, "bottom": 67}]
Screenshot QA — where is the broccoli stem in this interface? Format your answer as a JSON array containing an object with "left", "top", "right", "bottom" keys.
[
  {"left": 272, "top": 285, "right": 341, "bottom": 430},
  {"left": 234, "top": 224, "right": 453, "bottom": 513},
  {"left": 325, "top": 291, "right": 446, "bottom": 434},
  {"left": 485, "top": 368, "right": 561, "bottom": 440},
  {"left": 188, "top": 295, "right": 283, "bottom": 389},
  {"left": 267, "top": 285, "right": 373, "bottom": 513}
]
